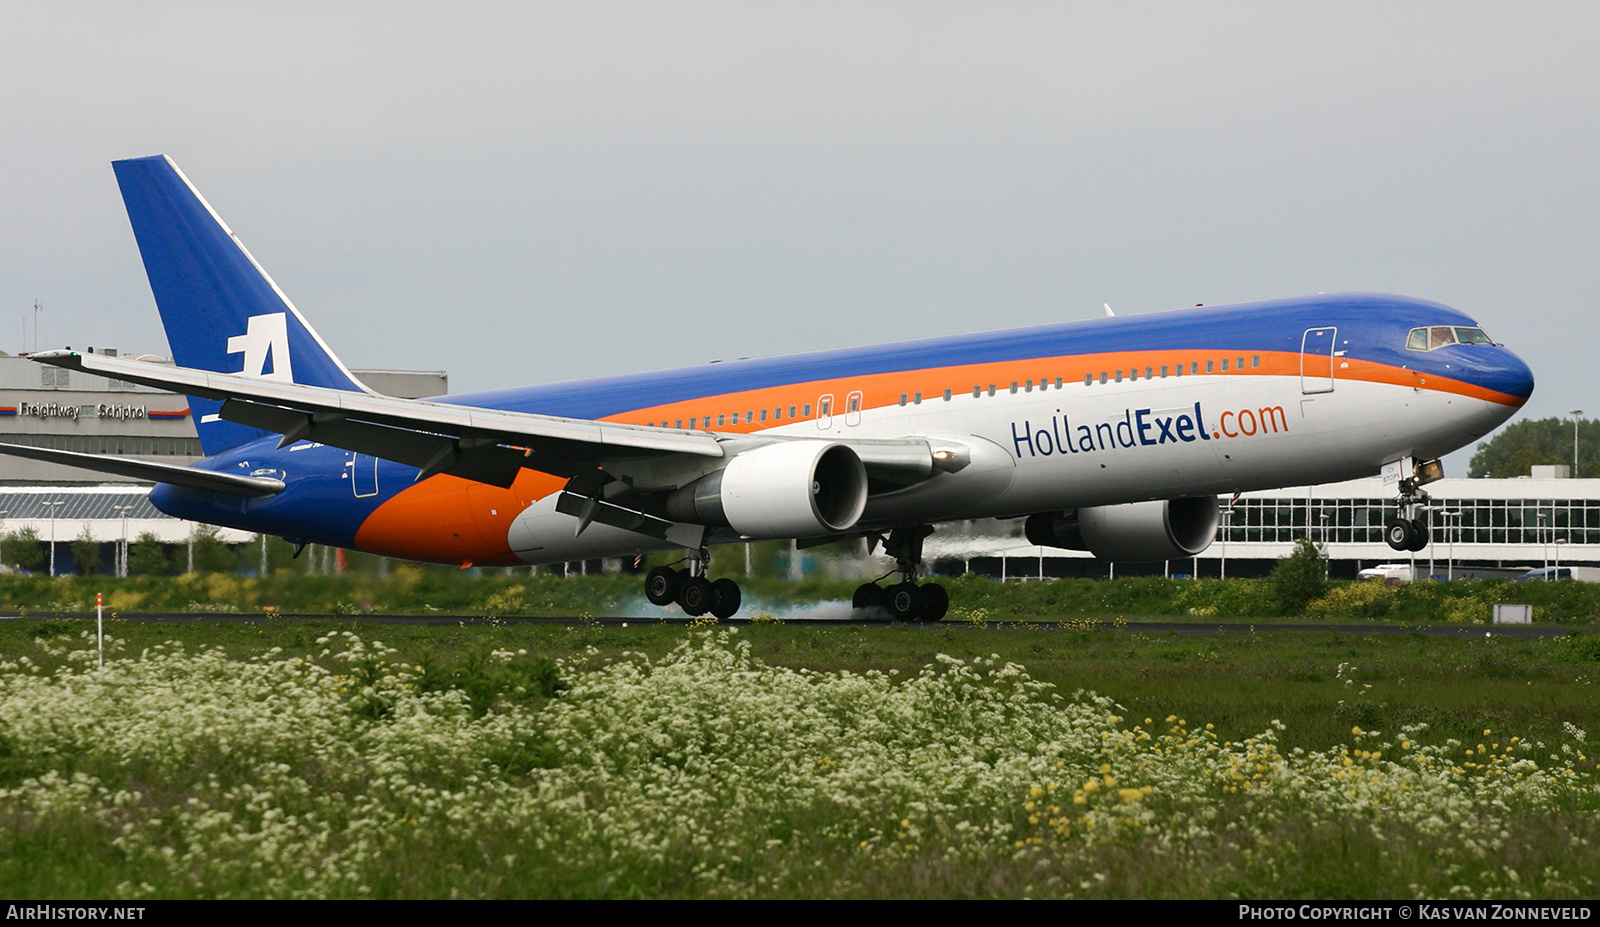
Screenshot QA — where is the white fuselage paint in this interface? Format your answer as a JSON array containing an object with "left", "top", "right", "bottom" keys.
[{"left": 505, "top": 371, "right": 1506, "bottom": 563}]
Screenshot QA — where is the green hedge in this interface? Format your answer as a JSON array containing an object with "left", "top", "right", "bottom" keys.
[{"left": 2, "top": 568, "right": 1598, "bottom": 623}]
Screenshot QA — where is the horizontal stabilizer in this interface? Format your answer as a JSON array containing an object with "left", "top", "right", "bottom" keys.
[{"left": 0, "top": 443, "right": 285, "bottom": 497}]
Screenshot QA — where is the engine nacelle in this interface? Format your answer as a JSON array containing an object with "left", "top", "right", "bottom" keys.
[
  {"left": 1025, "top": 497, "right": 1219, "bottom": 562},
  {"left": 665, "top": 442, "right": 868, "bottom": 538}
]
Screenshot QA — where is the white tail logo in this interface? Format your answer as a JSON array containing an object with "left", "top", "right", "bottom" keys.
[{"left": 226, "top": 312, "right": 294, "bottom": 382}]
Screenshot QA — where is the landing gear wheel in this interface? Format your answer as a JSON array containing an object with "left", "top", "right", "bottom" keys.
[
  {"left": 1406, "top": 519, "right": 1431, "bottom": 552},
  {"left": 678, "top": 576, "right": 712, "bottom": 617},
  {"left": 853, "top": 582, "right": 887, "bottom": 613},
  {"left": 645, "top": 566, "right": 680, "bottom": 606},
  {"left": 887, "top": 582, "right": 924, "bottom": 622},
  {"left": 919, "top": 583, "right": 949, "bottom": 622},
  {"left": 1384, "top": 517, "right": 1415, "bottom": 552},
  {"left": 710, "top": 578, "right": 742, "bottom": 619}
]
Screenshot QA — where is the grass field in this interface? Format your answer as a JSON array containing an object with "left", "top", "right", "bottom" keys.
[{"left": 2, "top": 614, "right": 1597, "bottom": 899}]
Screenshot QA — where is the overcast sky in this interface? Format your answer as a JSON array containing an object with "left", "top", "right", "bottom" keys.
[{"left": 3, "top": 2, "right": 1596, "bottom": 474}]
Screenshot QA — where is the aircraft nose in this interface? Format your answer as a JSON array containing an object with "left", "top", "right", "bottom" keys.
[{"left": 1494, "top": 347, "right": 1535, "bottom": 405}]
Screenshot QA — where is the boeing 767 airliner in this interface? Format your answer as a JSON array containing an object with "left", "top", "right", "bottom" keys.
[{"left": 0, "top": 156, "right": 1535, "bottom": 620}]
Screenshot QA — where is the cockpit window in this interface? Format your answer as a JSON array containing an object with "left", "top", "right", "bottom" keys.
[{"left": 1406, "top": 326, "right": 1494, "bottom": 351}]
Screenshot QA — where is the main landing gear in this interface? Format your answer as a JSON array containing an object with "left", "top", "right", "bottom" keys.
[
  {"left": 643, "top": 548, "right": 743, "bottom": 619},
  {"left": 852, "top": 526, "right": 949, "bottom": 623}
]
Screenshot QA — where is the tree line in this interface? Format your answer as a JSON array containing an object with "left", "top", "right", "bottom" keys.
[{"left": 1469, "top": 415, "right": 1598, "bottom": 478}]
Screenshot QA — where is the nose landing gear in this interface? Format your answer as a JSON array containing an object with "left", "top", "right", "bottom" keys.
[
  {"left": 1384, "top": 461, "right": 1436, "bottom": 553},
  {"left": 853, "top": 526, "right": 949, "bottom": 622}
]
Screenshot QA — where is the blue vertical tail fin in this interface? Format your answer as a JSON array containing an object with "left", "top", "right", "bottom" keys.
[{"left": 112, "top": 155, "right": 368, "bottom": 456}]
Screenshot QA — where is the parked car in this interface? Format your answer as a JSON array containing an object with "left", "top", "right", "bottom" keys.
[{"left": 1514, "top": 566, "right": 1600, "bottom": 582}]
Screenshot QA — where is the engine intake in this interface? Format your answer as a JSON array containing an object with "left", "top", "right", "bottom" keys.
[
  {"left": 1026, "top": 497, "right": 1219, "bottom": 562},
  {"left": 665, "top": 442, "right": 868, "bottom": 538}
]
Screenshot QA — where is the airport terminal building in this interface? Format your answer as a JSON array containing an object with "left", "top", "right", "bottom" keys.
[{"left": 926, "top": 467, "right": 1600, "bottom": 581}]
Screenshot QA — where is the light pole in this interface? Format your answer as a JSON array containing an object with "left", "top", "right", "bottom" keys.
[
  {"left": 1538, "top": 512, "right": 1548, "bottom": 575},
  {"left": 42, "top": 500, "right": 64, "bottom": 576},
  {"left": 1440, "top": 510, "right": 1459, "bottom": 581},
  {"left": 1570, "top": 410, "right": 1584, "bottom": 477},
  {"left": 112, "top": 504, "right": 133, "bottom": 578},
  {"left": 1319, "top": 512, "right": 1330, "bottom": 579},
  {"left": 1219, "top": 509, "right": 1231, "bottom": 580}
]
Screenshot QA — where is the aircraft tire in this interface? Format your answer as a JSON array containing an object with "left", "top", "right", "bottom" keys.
[
  {"left": 919, "top": 583, "right": 949, "bottom": 622},
  {"left": 1384, "top": 517, "right": 1415, "bottom": 552},
  {"left": 645, "top": 566, "right": 679, "bottom": 606},
  {"left": 852, "top": 582, "right": 887, "bottom": 613},
  {"left": 887, "top": 582, "right": 924, "bottom": 622},
  {"left": 1406, "top": 520, "right": 1431, "bottom": 552},
  {"left": 679, "top": 576, "right": 712, "bottom": 617},
  {"left": 710, "top": 578, "right": 742, "bottom": 619}
]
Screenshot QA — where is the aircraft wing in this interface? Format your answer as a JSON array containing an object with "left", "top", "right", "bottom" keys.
[{"left": 27, "top": 350, "right": 948, "bottom": 490}]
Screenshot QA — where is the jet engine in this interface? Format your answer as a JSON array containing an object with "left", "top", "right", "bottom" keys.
[
  {"left": 665, "top": 441, "right": 868, "bottom": 538},
  {"left": 1025, "top": 497, "right": 1219, "bottom": 562}
]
